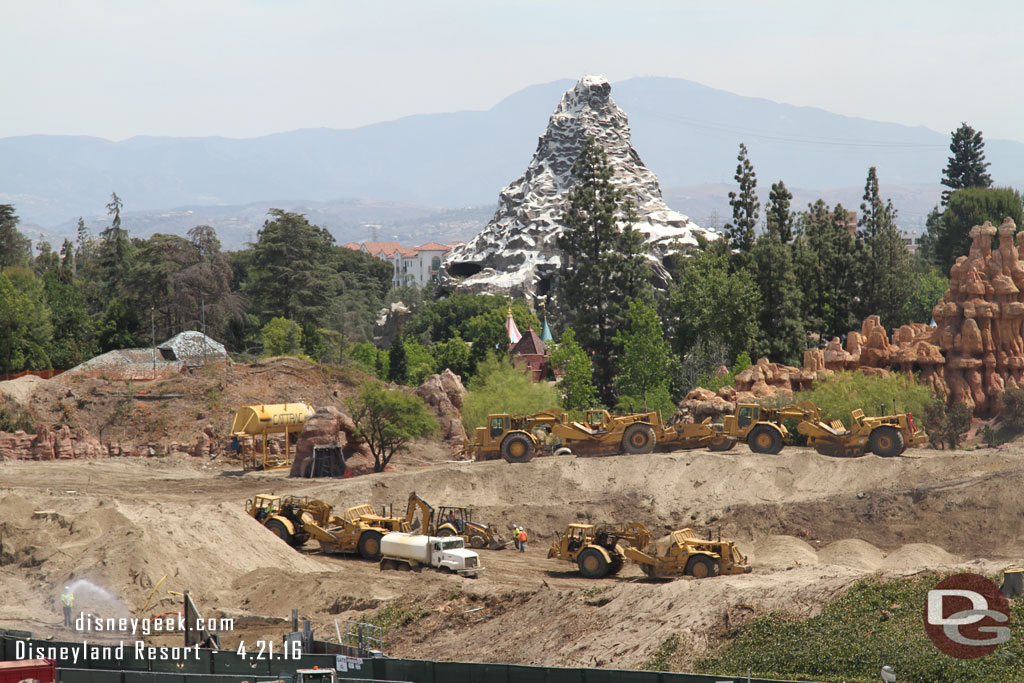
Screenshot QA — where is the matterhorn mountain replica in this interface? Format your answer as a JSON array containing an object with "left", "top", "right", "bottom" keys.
[{"left": 438, "top": 75, "right": 720, "bottom": 299}]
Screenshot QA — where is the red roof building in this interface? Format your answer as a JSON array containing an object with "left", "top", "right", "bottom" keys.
[{"left": 509, "top": 327, "right": 550, "bottom": 380}]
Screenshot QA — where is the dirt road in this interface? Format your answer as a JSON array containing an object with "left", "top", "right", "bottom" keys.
[{"left": 1, "top": 443, "right": 1021, "bottom": 670}]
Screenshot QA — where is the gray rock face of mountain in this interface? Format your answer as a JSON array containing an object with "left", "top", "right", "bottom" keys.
[{"left": 438, "top": 75, "right": 720, "bottom": 298}]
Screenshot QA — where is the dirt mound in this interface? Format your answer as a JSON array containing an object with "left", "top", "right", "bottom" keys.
[
  {"left": 748, "top": 535, "right": 819, "bottom": 567},
  {"left": 881, "top": 543, "right": 959, "bottom": 570},
  {"left": 817, "top": 538, "right": 885, "bottom": 570},
  {"left": 0, "top": 375, "right": 47, "bottom": 405}
]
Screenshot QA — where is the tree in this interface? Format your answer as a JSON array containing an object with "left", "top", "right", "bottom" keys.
[
  {"left": 941, "top": 123, "right": 992, "bottom": 206},
  {"left": 666, "top": 239, "right": 761, "bottom": 363},
  {"left": 346, "top": 382, "right": 438, "bottom": 472},
  {"left": 42, "top": 270, "right": 94, "bottom": 368},
  {"left": 549, "top": 328, "right": 596, "bottom": 411},
  {"left": 460, "top": 355, "right": 561, "bottom": 431},
  {"left": 613, "top": 301, "right": 671, "bottom": 412},
  {"left": 97, "top": 192, "right": 135, "bottom": 300},
  {"left": 935, "top": 187, "right": 1024, "bottom": 272},
  {"left": 388, "top": 334, "right": 409, "bottom": 384},
  {"left": 246, "top": 209, "right": 338, "bottom": 327},
  {"left": 432, "top": 333, "right": 471, "bottom": 379},
  {"left": 0, "top": 270, "right": 53, "bottom": 374},
  {"left": 856, "top": 167, "right": 913, "bottom": 327},
  {"left": 404, "top": 339, "right": 434, "bottom": 385},
  {"left": 557, "top": 136, "right": 651, "bottom": 403},
  {"left": 0, "top": 205, "right": 32, "bottom": 270},
  {"left": 794, "top": 200, "right": 861, "bottom": 342},
  {"left": 96, "top": 298, "right": 139, "bottom": 353},
  {"left": 260, "top": 317, "right": 303, "bottom": 357},
  {"left": 750, "top": 233, "right": 805, "bottom": 364},
  {"left": 725, "top": 143, "right": 760, "bottom": 263},
  {"left": 765, "top": 180, "right": 794, "bottom": 243}
]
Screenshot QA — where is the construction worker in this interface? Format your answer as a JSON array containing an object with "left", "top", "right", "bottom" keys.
[
  {"left": 512, "top": 525, "right": 522, "bottom": 551},
  {"left": 516, "top": 527, "right": 528, "bottom": 553},
  {"left": 60, "top": 587, "right": 74, "bottom": 627}
]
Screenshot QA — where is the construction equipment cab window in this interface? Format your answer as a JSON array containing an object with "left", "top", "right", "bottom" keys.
[
  {"left": 490, "top": 417, "right": 507, "bottom": 438},
  {"left": 737, "top": 406, "right": 756, "bottom": 428}
]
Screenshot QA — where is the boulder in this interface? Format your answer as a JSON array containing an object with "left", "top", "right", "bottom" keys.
[{"left": 415, "top": 370, "right": 469, "bottom": 451}]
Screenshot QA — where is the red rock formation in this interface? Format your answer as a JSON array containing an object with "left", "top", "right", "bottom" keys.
[
  {"left": 415, "top": 369, "right": 469, "bottom": 452},
  {"left": 289, "top": 406, "right": 374, "bottom": 477}
]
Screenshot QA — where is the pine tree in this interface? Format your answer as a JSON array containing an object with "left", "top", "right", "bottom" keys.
[
  {"left": 557, "top": 136, "right": 651, "bottom": 404},
  {"left": 941, "top": 123, "right": 993, "bottom": 206},
  {"left": 765, "top": 180, "right": 794, "bottom": 243},
  {"left": 725, "top": 143, "right": 760, "bottom": 266},
  {"left": 388, "top": 334, "right": 408, "bottom": 385},
  {"left": 856, "top": 168, "right": 913, "bottom": 326},
  {"left": 548, "top": 328, "right": 596, "bottom": 411},
  {"left": 97, "top": 192, "right": 136, "bottom": 300},
  {"left": 0, "top": 205, "right": 32, "bottom": 270},
  {"left": 750, "top": 233, "right": 805, "bottom": 364}
]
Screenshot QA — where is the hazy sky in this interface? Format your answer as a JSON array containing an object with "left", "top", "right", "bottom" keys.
[{"left": 3, "top": 0, "right": 1022, "bottom": 142}]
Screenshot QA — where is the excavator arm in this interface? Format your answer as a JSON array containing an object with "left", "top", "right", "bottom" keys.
[{"left": 406, "top": 492, "right": 434, "bottom": 534}]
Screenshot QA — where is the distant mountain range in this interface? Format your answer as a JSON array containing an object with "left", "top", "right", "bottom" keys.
[{"left": 4, "top": 76, "right": 1020, "bottom": 244}]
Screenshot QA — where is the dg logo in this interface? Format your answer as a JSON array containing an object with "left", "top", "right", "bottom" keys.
[{"left": 924, "top": 573, "right": 1011, "bottom": 659}]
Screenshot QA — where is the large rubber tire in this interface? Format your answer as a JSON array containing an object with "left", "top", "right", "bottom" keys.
[
  {"left": 577, "top": 548, "right": 610, "bottom": 579},
  {"left": 747, "top": 425, "right": 783, "bottom": 454},
  {"left": 358, "top": 531, "right": 384, "bottom": 561},
  {"left": 609, "top": 557, "right": 625, "bottom": 576},
  {"left": 469, "top": 535, "right": 487, "bottom": 549},
  {"left": 437, "top": 528, "right": 456, "bottom": 537},
  {"left": 708, "top": 435, "right": 735, "bottom": 452},
  {"left": 264, "top": 518, "right": 294, "bottom": 546},
  {"left": 686, "top": 555, "right": 720, "bottom": 579},
  {"left": 622, "top": 424, "right": 656, "bottom": 455},
  {"left": 501, "top": 433, "right": 536, "bottom": 463},
  {"left": 869, "top": 427, "right": 904, "bottom": 458}
]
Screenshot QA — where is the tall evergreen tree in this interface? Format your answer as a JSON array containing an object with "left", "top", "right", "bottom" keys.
[
  {"left": 724, "top": 143, "right": 760, "bottom": 265},
  {"left": 97, "top": 192, "right": 135, "bottom": 300},
  {"left": 388, "top": 334, "right": 408, "bottom": 385},
  {"left": 751, "top": 233, "right": 805, "bottom": 364},
  {"left": 557, "top": 136, "right": 651, "bottom": 404},
  {"left": 765, "top": 180, "right": 794, "bottom": 243},
  {"left": 856, "top": 168, "right": 913, "bottom": 326},
  {"left": 935, "top": 187, "right": 1024, "bottom": 272},
  {"left": 0, "top": 205, "right": 32, "bottom": 270},
  {"left": 941, "top": 123, "right": 993, "bottom": 206},
  {"left": 613, "top": 301, "right": 672, "bottom": 412}
]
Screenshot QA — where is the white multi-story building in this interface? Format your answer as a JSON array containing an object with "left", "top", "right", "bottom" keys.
[{"left": 344, "top": 241, "right": 461, "bottom": 288}]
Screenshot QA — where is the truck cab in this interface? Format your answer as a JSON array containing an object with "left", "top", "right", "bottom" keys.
[{"left": 430, "top": 537, "right": 483, "bottom": 576}]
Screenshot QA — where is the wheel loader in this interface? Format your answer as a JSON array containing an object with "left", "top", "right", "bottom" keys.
[
  {"left": 467, "top": 408, "right": 662, "bottom": 462},
  {"left": 623, "top": 528, "right": 752, "bottom": 579},
  {"left": 246, "top": 494, "right": 408, "bottom": 561},
  {"left": 404, "top": 492, "right": 506, "bottom": 549},
  {"left": 547, "top": 522, "right": 651, "bottom": 578}
]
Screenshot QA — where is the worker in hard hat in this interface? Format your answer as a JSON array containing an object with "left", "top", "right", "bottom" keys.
[{"left": 60, "top": 587, "right": 74, "bottom": 627}]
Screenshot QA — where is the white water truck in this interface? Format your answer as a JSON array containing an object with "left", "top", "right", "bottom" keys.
[{"left": 378, "top": 533, "right": 484, "bottom": 577}]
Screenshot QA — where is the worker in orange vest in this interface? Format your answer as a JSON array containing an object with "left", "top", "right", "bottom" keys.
[{"left": 516, "top": 527, "right": 528, "bottom": 553}]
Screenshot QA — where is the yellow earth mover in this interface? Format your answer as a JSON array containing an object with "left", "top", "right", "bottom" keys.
[
  {"left": 797, "top": 406, "right": 928, "bottom": 457},
  {"left": 548, "top": 522, "right": 651, "bottom": 578},
  {"left": 468, "top": 408, "right": 664, "bottom": 462},
  {"left": 246, "top": 494, "right": 408, "bottom": 560},
  {"left": 705, "top": 402, "right": 821, "bottom": 454},
  {"left": 623, "top": 528, "right": 752, "bottom": 579},
  {"left": 405, "top": 492, "right": 507, "bottom": 549}
]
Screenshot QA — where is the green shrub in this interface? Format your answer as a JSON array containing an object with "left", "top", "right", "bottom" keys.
[
  {"left": 924, "top": 398, "right": 971, "bottom": 450},
  {"left": 1000, "top": 387, "right": 1024, "bottom": 432},
  {"left": 794, "top": 371, "right": 932, "bottom": 427},
  {"left": 461, "top": 354, "right": 560, "bottom": 431},
  {"left": 698, "top": 573, "right": 1024, "bottom": 683},
  {"left": 0, "top": 397, "right": 34, "bottom": 433},
  {"left": 697, "top": 352, "right": 751, "bottom": 394}
]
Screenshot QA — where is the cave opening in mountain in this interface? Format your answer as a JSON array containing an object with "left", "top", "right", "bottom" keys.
[
  {"left": 448, "top": 262, "right": 483, "bottom": 278},
  {"left": 537, "top": 276, "right": 552, "bottom": 297}
]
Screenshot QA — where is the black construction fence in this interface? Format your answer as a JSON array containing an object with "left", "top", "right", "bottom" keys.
[{"left": 0, "top": 634, "right": 813, "bottom": 683}]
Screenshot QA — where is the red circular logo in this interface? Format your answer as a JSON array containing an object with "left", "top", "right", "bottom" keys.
[{"left": 924, "top": 573, "right": 1011, "bottom": 659}]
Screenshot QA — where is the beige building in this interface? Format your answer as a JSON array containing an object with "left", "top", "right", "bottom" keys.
[{"left": 344, "top": 240, "right": 461, "bottom": 288}]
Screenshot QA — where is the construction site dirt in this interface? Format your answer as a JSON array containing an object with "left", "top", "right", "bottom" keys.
[{"left": 2, "top": 443, "right": 1023, "bottom": 672}]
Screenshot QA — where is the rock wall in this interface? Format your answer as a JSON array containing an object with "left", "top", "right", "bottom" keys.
[
  {"left": 684, "top": 218, "right": 1024, "bottom": 418},
  {"left": 415, "top": 369, "right": 469, "bottom": 452},
  {"left": 289, "top": 406, "right": 374, "bottom": 477}
]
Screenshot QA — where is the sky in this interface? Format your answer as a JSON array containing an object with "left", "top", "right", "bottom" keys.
[{"left": 3, "top": 0, "right": 1023, "bottom": 143}]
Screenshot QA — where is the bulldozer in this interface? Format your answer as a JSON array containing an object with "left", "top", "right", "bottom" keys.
[
  {"left": 547, "top": 522, "right": 651, "bottom": 578},
  {"left": 246, "top": 494, "right": 408, "bottom": 560},
  {"left": 405, "top": 492, "right": 506, "bottom": 549},
  {"left": 467, "top": 408, "right": 663, "bottom": 462},
  {"left": 705, "top": 401, "right": 822, "bottom": 454},
  {"left": 623, "top": 528, "right": 752, "bottom": 579}
]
